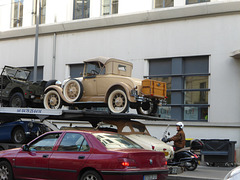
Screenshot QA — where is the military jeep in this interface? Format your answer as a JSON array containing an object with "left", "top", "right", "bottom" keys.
[{"left": 0, "top": 66, "right": 48, "bottom": 107}]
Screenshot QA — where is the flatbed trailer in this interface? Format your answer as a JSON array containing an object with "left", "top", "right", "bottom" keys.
[{"left": 0, "top": 107, "right": 171, "bottom": 150}]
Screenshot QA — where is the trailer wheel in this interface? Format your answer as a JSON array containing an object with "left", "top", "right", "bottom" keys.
[
  {"left": 107, "top": 89, "right": 129, "bottom": 113},
  {"left": 12, "top": 127, "right": 26, "bottom": 144},
  {"left": 9, "top": 92, "right": 26, "bottom": 107},
  {"left": 80, "top": 170, "right": 102, "bottom": 180},
  {"left": 0, "top": 161, "right": 14, "bottom": 180},
  {"left": 43, "top": 90, "right": 62, "bottom": 109},
  {"left": 63, "top": 79, "right": 83, "bottom": 102},
  {"left": 136, "top": 101, "right": 158, "bottom": 115}
]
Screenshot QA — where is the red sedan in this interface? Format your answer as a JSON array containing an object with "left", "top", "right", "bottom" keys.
[{"left": 0, "top": 130, "right": 168, "bottom": 180}]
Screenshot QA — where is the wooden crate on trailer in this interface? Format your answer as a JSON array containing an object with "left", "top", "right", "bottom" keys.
[{"left": 141, "top": 79, "right": 167, "bottom": 98}]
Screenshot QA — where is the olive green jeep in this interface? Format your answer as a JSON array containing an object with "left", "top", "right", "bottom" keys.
[{"left": 0, "top": 66, "right": 53, "bottom": 107}]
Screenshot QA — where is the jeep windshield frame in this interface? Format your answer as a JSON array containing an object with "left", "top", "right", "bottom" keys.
[{"left": 1, "top": 66, "right": 31, "bottom": 81}]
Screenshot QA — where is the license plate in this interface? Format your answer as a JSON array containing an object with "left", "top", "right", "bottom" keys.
[{"left": 143, "top": 174, "right": 157, "bottom": 180}]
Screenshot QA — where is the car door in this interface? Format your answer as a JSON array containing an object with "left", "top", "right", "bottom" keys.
[
  {"left": 14, "top": 132, "right": 62, "bottom": 180},
  {"left": 48, "top": 132, "right": 91, "bottom": 180}
]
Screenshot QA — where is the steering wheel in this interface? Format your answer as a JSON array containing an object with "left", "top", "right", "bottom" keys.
[{"left": 91, "top": 70, "right": 99, "bottom": 75}]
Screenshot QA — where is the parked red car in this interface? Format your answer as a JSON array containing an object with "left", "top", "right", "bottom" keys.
[{"left": 0, "top": 130, "right": 168, "bottom": 180}]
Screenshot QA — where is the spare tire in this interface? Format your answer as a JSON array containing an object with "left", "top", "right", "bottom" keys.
[{"left": 63, "top": 79, "right": 83, "bottom": 102}]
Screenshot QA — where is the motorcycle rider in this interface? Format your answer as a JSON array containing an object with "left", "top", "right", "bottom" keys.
[{"left": 167, "top": 122, "right": 186, "bottom": 151}]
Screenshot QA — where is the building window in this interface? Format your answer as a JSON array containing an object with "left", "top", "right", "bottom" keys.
[
  {"left": 21, "top": 66, "right": 44, "bottom": 81},
  {"left": 69, "top": 64, "right": 84, "bottom": 78},
  {"left": 73, "top": 0, "right": 90, "bottom": 20},
  {"left": 155, "top": 0, "right": 173, "bottom": 8},
  {"left": 33, "top": 0, "right": 46, "bottom": 24},
  {"left": 102, "top": 0, "right": 118, "bottom": 16},
  {"left": 186, "top": 0, "right": 210, "bottom": 5},
  {"left": 148, "top": 56, "right": 210, "bottom": 121},
  {"left": 11, "top": 0, "right": 24, "bottom": 27}
]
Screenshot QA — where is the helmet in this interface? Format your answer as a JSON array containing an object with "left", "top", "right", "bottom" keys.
[{"left": 176, "top": 122, "right": 184, "bottom": 129}]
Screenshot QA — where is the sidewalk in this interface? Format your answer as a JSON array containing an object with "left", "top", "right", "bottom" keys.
[{"left": 167, "top": 165, "right": 235, "bottom": 180}]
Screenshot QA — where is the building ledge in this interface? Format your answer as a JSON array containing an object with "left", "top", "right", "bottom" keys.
[{"left": 1, "top": 1, "right": 240, "bottom": 40}]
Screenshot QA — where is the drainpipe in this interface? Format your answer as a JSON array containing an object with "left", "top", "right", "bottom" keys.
[
  {"left": 33, "top": 0, "right": 41, "bottom": 82},
  {"left": 52, "top": 33, "right": 57, "bottom": 79}
]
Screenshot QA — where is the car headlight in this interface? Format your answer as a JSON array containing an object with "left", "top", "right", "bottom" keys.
[
  {"left": 28, "top": 121, "right": 34, "bottom": 129},
  {"left": 224, "top": 166, "right": 240, "bottom": 180},
  {"left": 55, "top": 80, "right": 62, "bottom": 86}
]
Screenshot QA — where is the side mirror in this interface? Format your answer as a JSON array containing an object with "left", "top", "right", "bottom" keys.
[
  {"left": 168, "top": 132, "right": 170, "bottom": 136},
  {"left": 22, "top": 144, "right": 29, "bottom": 151}
]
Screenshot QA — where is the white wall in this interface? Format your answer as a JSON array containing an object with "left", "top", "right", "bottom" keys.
[
  {"left": 0, "top": 0, "right": 11, "bottom": 31},
  {"left": 119, "top": 0, "right": 152, "bottom": 14}
]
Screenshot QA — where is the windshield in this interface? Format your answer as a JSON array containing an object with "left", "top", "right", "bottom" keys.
[
  {"left": 94, "top": 133, "right": 142, "bottom": 149},
  {"left": 2, "top": 66, "right": 30, "bottom": 80},
  {"left": 84, "top": 62, "right": 105, "bottom": 76}
]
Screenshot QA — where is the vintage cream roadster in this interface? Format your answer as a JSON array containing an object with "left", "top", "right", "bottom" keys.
[{"left": 44, "top": 57, "right": 166, "bottom": 115}]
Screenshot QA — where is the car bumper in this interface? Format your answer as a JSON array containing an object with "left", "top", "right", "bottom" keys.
[{"left": 101, "top": 169, "right": 168, "bottom": 180}]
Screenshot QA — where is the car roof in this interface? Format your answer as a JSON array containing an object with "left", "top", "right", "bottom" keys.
[{"left": 84, "top": 56, "right": 133, "bottom": 67}]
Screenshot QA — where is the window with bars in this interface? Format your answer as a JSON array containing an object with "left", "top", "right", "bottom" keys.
[
  {"left": 33, "top": 0, "right": 46, "bottom": 25},
  {"left": 155, "top": 0, "right": 174, "bottom": 8},
  {"left": 11, "top": 0, "right": 24, "bottom": 27},
  {"left": 102, "top": 0, "right": 118, "bottom": 16},
  {"left": 186, "top": 0, "right": 210, "bottom": 5},
  {"left": 73, "top": 0, "right": 90, "bottom": 20},
  {"left": 148, "top": 56, "right": 210, "bottom": 121}
]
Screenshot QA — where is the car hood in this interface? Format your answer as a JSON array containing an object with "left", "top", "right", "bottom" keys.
[
  {"left": 0, "top": 148, "right": 21, "bottom": 157},
  {"left": 126, "top": 134, "right": 174, "bottom": 159}
]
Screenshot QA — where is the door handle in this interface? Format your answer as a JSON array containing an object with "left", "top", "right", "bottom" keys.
[
  {"left": 78, "top": 156, "right": 85, "bottom": 159},
  {"left": 43, "top": 154, "right": 49, "bottom": 158}
]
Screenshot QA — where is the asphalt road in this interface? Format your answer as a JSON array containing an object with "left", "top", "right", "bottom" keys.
[{"left": 167, "top": 165, "right": 235, "bottom": 180}]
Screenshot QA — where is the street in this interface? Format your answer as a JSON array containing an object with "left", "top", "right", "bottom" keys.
[{"left": 167, "top": 165, "right": 235, "bottom": 180}]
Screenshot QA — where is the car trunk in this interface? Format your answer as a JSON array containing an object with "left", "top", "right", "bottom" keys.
[{"left": 116, "top": 149, "right": 166, "bottom": 168}]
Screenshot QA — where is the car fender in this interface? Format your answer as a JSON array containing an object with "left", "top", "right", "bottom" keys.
[
  {"left": 44, "top": 85, "right": 73, "bottom": 104},
  {"left": 105, "top": 82, "right": 135, "bottom": 103}
]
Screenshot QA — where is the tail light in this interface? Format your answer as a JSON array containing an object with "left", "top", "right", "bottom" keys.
[
  {"left": 161, "top": 158, "right": 167, "bottom": 167},
  {"left": 118, "top": 158, "right": 136, "bottom": 168},
  {"left": 194, "top": 154, "right": 199, "bottom": 159}
]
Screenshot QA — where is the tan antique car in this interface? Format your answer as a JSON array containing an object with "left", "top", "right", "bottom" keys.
[{"left": 44, "top": 57, "right": 166, "bottom": 115}]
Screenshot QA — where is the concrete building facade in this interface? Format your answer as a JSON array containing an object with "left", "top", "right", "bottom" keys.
[{"left": 0, "top": 0, "right": 240, "bottom": 162}]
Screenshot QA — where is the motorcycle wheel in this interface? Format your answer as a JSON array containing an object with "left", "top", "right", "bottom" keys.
[{"left": 185, "top": 161, "right": 198, "bottom": 171}]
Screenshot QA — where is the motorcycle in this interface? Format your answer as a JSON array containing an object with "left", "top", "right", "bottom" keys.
[{"left": 162, "top": 125, "right": 204, "bottom": 171}]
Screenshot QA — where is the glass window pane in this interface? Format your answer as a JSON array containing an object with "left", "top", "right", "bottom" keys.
[
  {"left": 158, "top": 106, "right": 171, "bottom": 119},
  {"left": 183, "top": 56, "right": 209, "bottom": 74},
  {"left": 187, "top": 0, "right": 210, "bottom": 5},
  {"left": 155, "top": 0, "right": 173, "bottom": 8},
  {"left": 94, "top": 133, "right": 142, "bottom": 149},
  {"left": 58, "top": 133, "right": 87, "bottom": 151},
  {"left": 112, "top": 0, "right": 118, "bottom": 14},
  {"left": 185, "top": 76, "right": 208, "bottom": 90},
  {"left": 184, "top": 91, "right": 208, "bottom": 104},
  {"left": 74, "top": 0, "right": 90, "bottom": 19},
  {"left": 184, "top": 107, "right": 198, "bottom": 120},
  {"left": 155, "top": 0, "right": 163, "bottom": 8},
  {"left": 165, "top": 0, "right": 173, "bottom": 7},
  {"left": 29, "top": 133, "right": 61, "bottom": 151},
  {"left": 184, "top": 107, "right": 208, "bottom": 121}
]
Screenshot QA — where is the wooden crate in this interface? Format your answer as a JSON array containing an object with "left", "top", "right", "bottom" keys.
[{"left": 141, "top": 79, "right": 167, "bottom": 98}]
